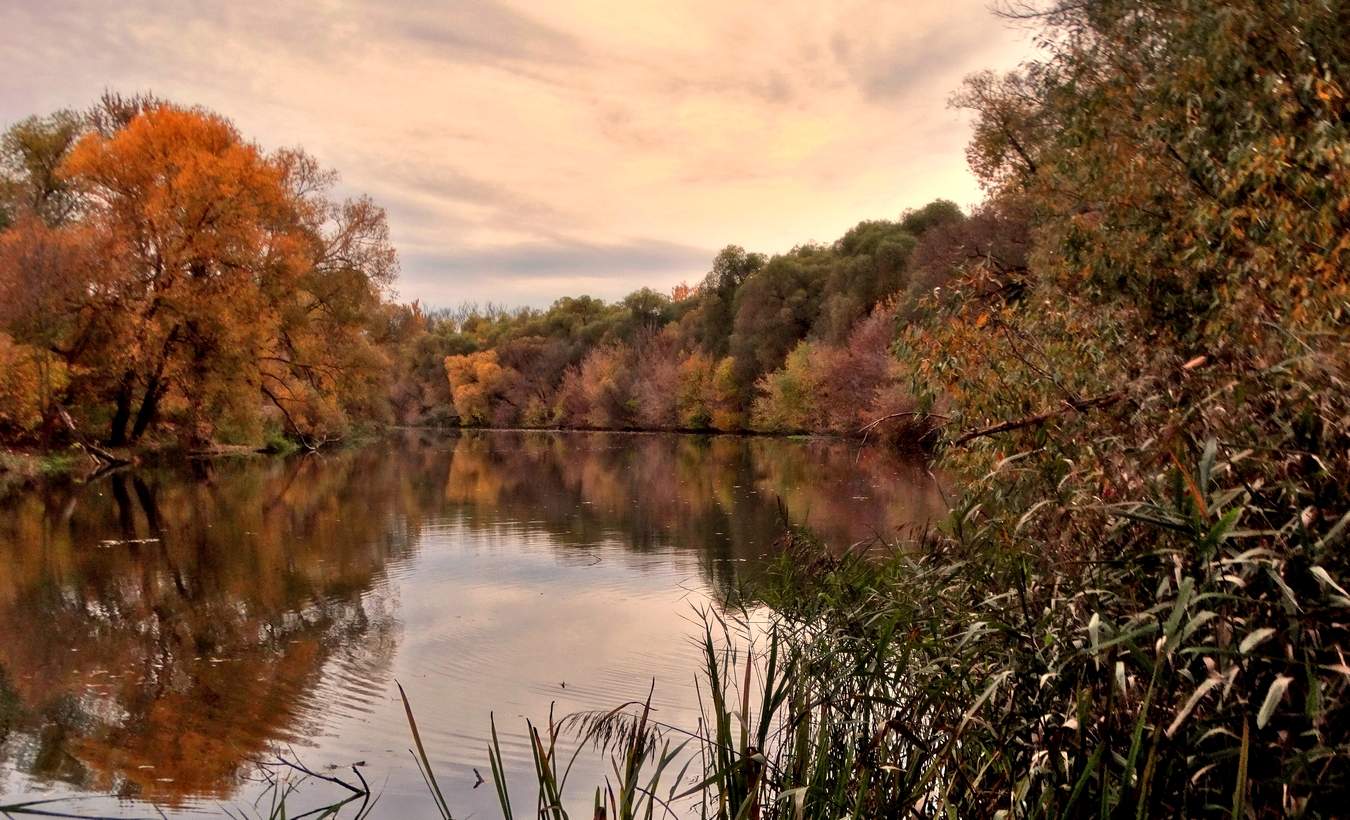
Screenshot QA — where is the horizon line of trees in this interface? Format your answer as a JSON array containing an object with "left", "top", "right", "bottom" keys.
[
  {"left": 403, "top": 198, "right": 1027, "bottom": 439},
  {"left": 0, "top": 93, "right": 1028, "bottom": 451}
]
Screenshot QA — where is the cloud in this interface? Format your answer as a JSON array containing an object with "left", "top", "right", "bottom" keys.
[
  {"left": 396, "top": 168, "right": 563, "bottom": 224},
  {"left": 396, "top": 239, "right": 712, "bottom": 306},
  {"left": 0, "top": 0, "right": 1038, "bottom": 308},
  {"left": 403, "top": 238, "right": 710, "bottom": 281},
  {"left": 837, "top": 25, "right": 997, "bottom": 101},
  {"left": 376, "top": 1, "right": 585, "bottom": 66}
]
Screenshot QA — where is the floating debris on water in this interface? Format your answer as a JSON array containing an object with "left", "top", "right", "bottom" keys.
[{"left": 96, "top": 538, "right": 160, "bottom": 548}]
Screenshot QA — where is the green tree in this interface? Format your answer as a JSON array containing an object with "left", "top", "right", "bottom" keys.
[
  {"left": 693, "top": 245, "right": 765, "bottom": 357},
  {"left": 729, "top": 249, "right": 827, "bottom": 390},
  {"left": 0, "top": 111, "right": 84, "bottom": 228}
]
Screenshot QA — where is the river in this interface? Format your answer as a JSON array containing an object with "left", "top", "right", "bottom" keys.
[{"left": 0, "top": 430, "right": 942, "bottom": 817}]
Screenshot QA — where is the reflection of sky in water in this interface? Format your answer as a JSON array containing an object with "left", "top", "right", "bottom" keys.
[
  {"left": 0, "top": 431, "right": 942, "bottom": 817},
  {"left": 365, "top": 522, "right": 718, "bottom": 817}
]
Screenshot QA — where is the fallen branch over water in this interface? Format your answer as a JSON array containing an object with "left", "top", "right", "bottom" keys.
[
  {"left": 856, "top": 411, "right": 950, "bottom": 436},
  {"left": 950, "top": 393, "right": 1124, "bottom": 445},
  {"left": 857, "top": 393, "right": 1125, "bottom": 447},
  {"left": 55, "top": 406, "right": 129, "bottom": 468}
]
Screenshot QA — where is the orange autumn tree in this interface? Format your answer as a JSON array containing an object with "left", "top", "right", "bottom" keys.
[
  {"left": 0, "top": 215, "right": 94, "bottom": 437},
  {"left": 61, "top": 106, "right": 302, "bottom": 444},
  {"left": 254, "top": 149, "right": 397, "bottom": 445},
  {"left": 0, "top": 99, "right": 397, "bottom": 446}
]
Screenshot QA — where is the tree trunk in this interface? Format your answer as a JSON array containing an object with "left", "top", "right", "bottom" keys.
[
  {"left": 128, "top": 375, "right": 166, "bottom": 444},
  {"left": 108, "top": 377, "right": 134, "bottom": 446},
  {"left": 126, "top": 325, "right": 181, "bottom": 445}
]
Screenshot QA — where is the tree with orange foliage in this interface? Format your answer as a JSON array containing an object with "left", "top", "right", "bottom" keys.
[
  {"left": 0, "top": 333, "right": 47, "bottom": 435},
  {"left": 0, "top": 100, "right": 397, "bottom": 447},
  {"left": 445, "top": 350, "right": 520, "bottom": 426},
  {"left": 0, "top": 214, "right": 97, "bottom": 439},
  {"left": 60, "top": 105, "right": 304, "bottom": 444}
]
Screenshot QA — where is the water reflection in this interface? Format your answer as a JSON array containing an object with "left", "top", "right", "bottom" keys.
[{"left": 0, "top": 431, "right": 942, "bottom": 815}]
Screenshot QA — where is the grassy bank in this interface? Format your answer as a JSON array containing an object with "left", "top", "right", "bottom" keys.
[
  {"left": 0, "top": 441, "right": 274, "bottom": 497},
  {"left": 0, "top": 428, "right": 363, "bottom": 498},
  {"left": 0, "top": 448, "right": 85, "bottom": 494}
]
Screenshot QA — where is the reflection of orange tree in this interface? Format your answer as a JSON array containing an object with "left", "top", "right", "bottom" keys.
[
  {"left": 440, "top": 431, "right": 944, "bottom": 597},
  {"left": 0, "top": 450, "right": 418, "bottom": 804},
  {"left": 0, "top": 433, "right": 944, "bottom": 804}
]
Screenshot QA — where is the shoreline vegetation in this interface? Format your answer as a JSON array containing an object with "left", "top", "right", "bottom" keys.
[
  {"left": 0, "top": 95, "right": 964, "bottom": 455},
  {"left": 0, "top": 424, "right": 879, "bottom": 499},
  {"left": 1, "top": 0, "right": 1347, "bottom": 818}
]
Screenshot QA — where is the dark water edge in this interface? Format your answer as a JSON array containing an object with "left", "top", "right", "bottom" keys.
[
  {"left": 0, "top": 429, "right": 942, "bottom": 817},
  {"left": 2, "top": 423, "right": 918, "bottom": 498}
]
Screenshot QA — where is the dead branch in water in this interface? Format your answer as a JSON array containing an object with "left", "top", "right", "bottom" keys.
[{"left": 54, "top": 406, "right": 128, "bottom": 467}]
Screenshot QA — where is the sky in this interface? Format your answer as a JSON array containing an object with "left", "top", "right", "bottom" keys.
[{"left": 0, "top": 0, "right": 1036, "bottom": 308}]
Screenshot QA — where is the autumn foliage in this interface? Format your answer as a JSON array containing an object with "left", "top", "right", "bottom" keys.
[
  {"left": 804, "top": 0, "right": 1350, "bottom": 813},
  {"left": 427, "top": 204, "right": 969, "bottom": 435},
  {"left": 477, "top": 2, "right": 1348, "bottom": 816},
  {"left": 1, "top": 95, "right": 985, "bottom": 448},
  {"left": 0, "top": 95, "right": 398, "bottom": 447}
]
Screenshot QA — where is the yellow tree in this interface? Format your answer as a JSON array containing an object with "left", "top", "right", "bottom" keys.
[{"left": 445, "top": 350, "right": 519, "bottom": 425}]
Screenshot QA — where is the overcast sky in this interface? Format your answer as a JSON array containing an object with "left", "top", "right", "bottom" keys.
[{"left": 0, "top": 1, "right": 1035, "bottom": 308}]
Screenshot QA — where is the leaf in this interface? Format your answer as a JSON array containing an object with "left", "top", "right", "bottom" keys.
[
  {"left": 1238, "top": 627, "right": 1276, "bottom": 654},
  {"left": 1232, "top": 720, "right": 1249, "bottom": 818},
  {"left": 1161, "top": 577, "right": 1195, "bottom": 654},
  {"left": 957, "top": 670, "right": 1012, "bottom": 734},
  {"left": 1310, "top": 565, "right": 1349, "bottom": 598},
  {"left": 1016, "top": 499, "right": 1054, "bottom": 534},
  {"left": 1180, "top": 610, "right": 1217, "bottom": 645},
  {"left": 1314, "top": 511, "right": 1350, "bottom": 550},
  {"left": 777, "top": 787, "right": 806, "bottom": 820},
  {"left": 397, "top": 682, "right": 452, "bottom": 819},
  {"left": 1266, "top": 568, "right": 1303, "bottom": 613},
  {"left": 1256, "top": 675, "right": 1293, "bottom": 729},
  {"left": 1205, "top": 508, "right": 1242, "bottom": 545},
  {"left": 1171, "top": 452, "right": 1208, "bottom": 517},
  {"left": 1199, "top": 437, "right": 1217, "bottom": 491},
  {"left": 1166, "top": 675, "right": 1221, "bottom": 737}
]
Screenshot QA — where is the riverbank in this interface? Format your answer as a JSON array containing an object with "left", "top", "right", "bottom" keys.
[
  {"left": 0, "top": 440, "right": 291, "bottom": 497},
  {"left": 405, "top": 423, "right": 855, "bottom": 442},
  {"left": 0, "top": 419, "right": 925, "bottom": 490},
  {"left": 0, "top": 424, "right": 419, "bottom": 495},
  {"left": 0, "top": 448, "right": 86, "bottom": 494},
  {"left": 403, "top": 417, "right": 939, "bottom": 453}
]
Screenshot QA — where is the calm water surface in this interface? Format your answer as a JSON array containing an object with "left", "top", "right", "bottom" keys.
[{"left": 0, "top": 430, "right": 942, "bottom": 816}]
